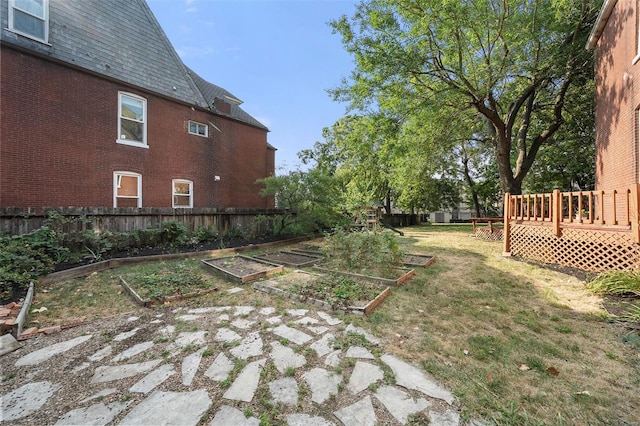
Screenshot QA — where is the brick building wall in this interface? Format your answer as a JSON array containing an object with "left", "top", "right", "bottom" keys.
[
  {"left": 594, "top": 0, "right": 640, "bottom": 190},
  {"left": 1, "top": 47, "right": 273, "bottom": 210}
]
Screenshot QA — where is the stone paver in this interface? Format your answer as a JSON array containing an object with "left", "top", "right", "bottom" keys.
[
  {"left": 287, "top": 413, "right": 336, "bottom": 426},
  {"left": 130, "top": 364, "right": 175, "bottom": 393},
  {"left": 55, "top": 401, "right": 130, "bottom": 425},
  {"left": 0, "top": 381, "right": 60, "bottom": 422},
  {"left": 182, "top": 348, "right": 205, "bottom": 386},
  {"left": 345, "top": 345, "right": 375, "bottom": 360},
  {"left": 211, "top": 405, "right": 259, "bottom": 425},
  {"left": 381, "top": 353, "right": 455, "bottom": 404},
  {"left": 0, "top": 333, "right": 21, "bottom": 356},
  {"left": 374, "top": 384, "right": 430, "bottom": 424},
  {"left": 205, "top": 352, "right": 234, "bottom": 381},
  {"left": 120, "top": 389, "right": 211, "bottom": 425},
  {"left": 15, "top": 335, "right": 92, "bottom": 366},
  {"left": 0, "top": 304, "right": 462, "bottom": 425},
  {"left": 90, "top": 360, "right": 162, "bottom": 384},
  {"left": 347, "top": 361, "right": 383, "bottom": 394},
  {"left": 333, "top": 395, "right": 377, "bottom": 426},
  {"left": 112, "top": 341, "right": 154, "bottom": 362},
  {"left": 223, "top": 358, "right": 266, "bottom": 402},
  {"left": 303, "top": 367, "right": 342, "bottom": 404},
  {"left": 268, "top": 377, "right": 298, "bottom": 406},
  {"left": 270, "top": 341, "right": 306, "bottom": 373},
  {"left": 230, "top": 331, "right": 263, "bottom": 359},
  {"left": 272, "top": 324, "right": 313, "bottom": 345},
  {"left": 309, "top": 332, "right": 335, "bottom": 357}
]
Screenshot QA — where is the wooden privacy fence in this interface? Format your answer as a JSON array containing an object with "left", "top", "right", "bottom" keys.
[
  {"left": 503, "top": 186, "right": 640, "bottom": 271},
  {"left": 0, "top": 207, "right": 287, "bottom": 237}
]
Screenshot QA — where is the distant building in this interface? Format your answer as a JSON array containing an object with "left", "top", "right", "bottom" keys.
[{"left": 0, "top": 0, "right": 275, "bottom": 211}]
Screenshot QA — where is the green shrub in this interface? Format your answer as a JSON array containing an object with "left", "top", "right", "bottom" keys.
[
  {"left": 193, "top": 225, "right": 219, "bottom": 243},
  {"left": 160, "top": 221, "right": 189, "bottom": 247},
  {"left": 0, "top": 227, "right": 68, "bottom": 298},
  {"left": 322, "top": 228, "right": 403, "bottom": 270}
]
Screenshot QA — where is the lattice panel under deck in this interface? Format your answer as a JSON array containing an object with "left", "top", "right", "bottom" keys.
[
  {"left": 475, "top": 228, "right": 503, "bottom": 241},
  {"left": 510, "top": 224, "right": 640, "bottom": 272}
]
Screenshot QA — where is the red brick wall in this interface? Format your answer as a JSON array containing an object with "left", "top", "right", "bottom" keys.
[
  {"left": 0, "top": 47, "right": 274, "bottom": 210},
  {"left": 594, "top": 0, "right": 640, "bottom": 190}
]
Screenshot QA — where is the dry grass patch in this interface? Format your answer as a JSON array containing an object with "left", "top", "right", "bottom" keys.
[{"left": 355, "top": 225, "right": 639, "bottom": 425}]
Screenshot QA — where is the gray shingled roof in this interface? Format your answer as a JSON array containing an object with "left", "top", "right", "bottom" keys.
[
  {"left": 188, "top": 68, "right": 269, "bottom": 130},
  {"left": 1, "top": 0, "right": 269, "bottom": 130}
]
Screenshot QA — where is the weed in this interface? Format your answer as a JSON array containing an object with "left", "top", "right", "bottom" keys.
[
  {"left": 284, "top": 366, "right": 296, "bottom": 377},
  {"left": 202, "top": 348, "right": 214, "bottom": 357},
  {"left": 586, "top": 271, "right": 640, "bottom": 296},
  {"left": 219, "top": 378, "right": 232, "bottom": 388},
  {"left": 554, "top": 326, "right": 573, "bottom": 334},
  {"left": 243, "top": 407, "right": 253, "bottom": 418},
  {"left": 525, "top": 356, "right": 546, "bottom": 373},
  {"left": 154, "top": 336, "right": 169, "bottom": 343},
  {"left": 280, "top": 337, "right": 289, "bottom": 346}
]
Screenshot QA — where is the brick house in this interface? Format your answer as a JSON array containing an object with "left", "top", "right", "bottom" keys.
[
  {"left": 0, "top": 0, "right": 276, "bottom": 211},
  {"left": 587, "top": 0, "right": 639, "bottom": 190}
]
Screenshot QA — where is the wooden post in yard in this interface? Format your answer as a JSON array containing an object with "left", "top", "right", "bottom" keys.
[
  {"left": 502, "top": 193, "right": 511, "bottom": 256},
  {"left": 552, "top": 189, "right": 561, "bottom": 237},
  {"left": 631, "top": 184, "right": 640, "bottom": 244}
]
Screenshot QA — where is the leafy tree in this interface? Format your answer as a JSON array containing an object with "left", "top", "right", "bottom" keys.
[
  {"left": 330, "top": 0, "right": 600, "bottom": 195},
  {"left": 257, "top": 169, "right": 348, "bottom": 234}
]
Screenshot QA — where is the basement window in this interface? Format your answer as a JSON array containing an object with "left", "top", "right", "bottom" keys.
[
  {"left": 188, "top": 121, "right": 208, "bottom": 137},
  {"left": 9, "top": 0, "right": 49, "bottom": 43}
]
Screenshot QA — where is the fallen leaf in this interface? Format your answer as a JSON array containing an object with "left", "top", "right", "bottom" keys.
[
  {"left": 519, "top": 364, "right": 531, "bottom": 371},
  {"left": 547, "top": 366, "right": 560, "bottom": 376},
  {"left": 463, "top": 350, "right": 469, "bottom": 356},
  {"left": 31, "top": 307, "right": 48, "bottom": 313},
  {"left": 575, "top": 391, "right": 591, "bottom": 396},
  {"left": 486, "top": 373, "right": 493, "bottom": 381}
]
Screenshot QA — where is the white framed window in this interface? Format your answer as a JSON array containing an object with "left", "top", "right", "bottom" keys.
[
  {"left": 188, "top": 121, "right": 208, "bottom": 137},
  {"left": 8, "top": 0, "right": 49, "bottom": 43},
  {"left": 172, "top": 179, "right": 193, "bottom": 208},
  {"left": 117, "top": 92, "right": 147, "bottom": 147},
  {"left": 114, "top": 172, "right": 142, "bottom": 208}
]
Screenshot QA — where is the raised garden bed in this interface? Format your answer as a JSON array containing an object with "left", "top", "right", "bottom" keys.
[
  {"left": 252, "top": 270, "right": 390, "bottom": 315},
  {"left": 253, "top": 251, "right": 322, "bottom": 266},
  {"left": 312, "top": 265, "right": 415, "bottom": 287},
  {"left": 201, "top": 255, "right": 284, "bottom": 283},
  {"left": 403, "top": 253, "right": 436, "bottom": 267}
]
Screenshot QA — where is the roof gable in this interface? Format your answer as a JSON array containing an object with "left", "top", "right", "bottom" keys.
[{"left": 189, "top": 68, "right": 269, "bottom": 130}]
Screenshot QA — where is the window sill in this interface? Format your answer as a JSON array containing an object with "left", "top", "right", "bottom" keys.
[
  {"left": 633, "top": 53, "right": 640, "bottom": 66},
  {"left": 188, "top": 132, "right": 209, "bottom": 138},
  {"left": 4, "top": 28, "right": 51, "bottom": 46},
  {"left": 116, "top": 139, "right": 149, "bottom": 148}
]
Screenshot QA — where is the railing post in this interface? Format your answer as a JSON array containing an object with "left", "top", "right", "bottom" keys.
[
  {"left": 552, "top": 189, "right": 561, "bottom": 237},
  {"left": 503, "top": 192, "right": 512, "bottom": 256},
  {"left": 631, "top": 184, "right": 640, "bottom": 244}
]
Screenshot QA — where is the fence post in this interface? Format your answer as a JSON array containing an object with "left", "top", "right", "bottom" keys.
[
  {"left": 502, "top": 192, "right": 511, "bottom": 256},
  {"left": 631, "top": 184, "right": 640, "bottom": 244},
  {"left": 552, "top": 189, "right": 561, "bottom": 237}
]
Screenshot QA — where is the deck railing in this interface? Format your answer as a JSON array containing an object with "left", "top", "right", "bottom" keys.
[{"left": 503, "top": 185, "right": 640, "bottom": 271}]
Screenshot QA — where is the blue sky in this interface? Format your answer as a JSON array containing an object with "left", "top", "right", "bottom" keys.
[{"left": 147, "top": 0, "right": 358, "bottom": 173}]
